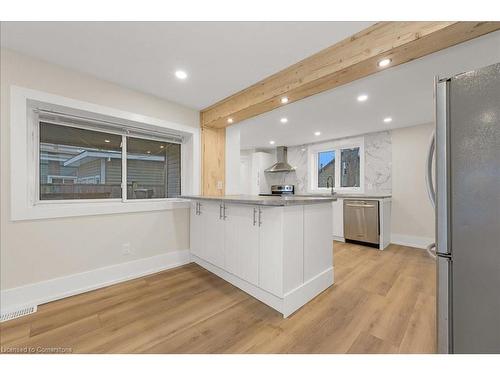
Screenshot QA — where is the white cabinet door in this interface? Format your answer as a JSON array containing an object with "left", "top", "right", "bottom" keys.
[
  {"left": 332, "top": 198, "right": 344, "bottom": 239},
  {"left": 258, "top": 207, "right": 283, "bottom": 297},
  {"left": 202, "top": 202, "right": 225, "bottom": 268},
  {"left": 190, "top": 202, "right": 203, "bottom": 257},
  {"left": 224, "top": 204, "right": 259, "bottom": 285}
]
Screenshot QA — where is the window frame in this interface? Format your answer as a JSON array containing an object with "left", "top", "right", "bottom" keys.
[
  {"left": 10, "top": 86, "right": 200, "bottom": 221},
  {"left": 307, "top": 137, "right": 365, "bottom": 194}
]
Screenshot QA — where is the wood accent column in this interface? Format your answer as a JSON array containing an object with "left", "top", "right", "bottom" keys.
[{"left": 201, "top": 122, "right": 225, "bottom": 196}]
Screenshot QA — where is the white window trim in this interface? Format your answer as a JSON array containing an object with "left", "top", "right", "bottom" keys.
[
  {"left": 307, "top": 136, "right": 365, "bottom": 194},
  {"left": 10, "top": 86, "right": 200, "bottom": 221}
]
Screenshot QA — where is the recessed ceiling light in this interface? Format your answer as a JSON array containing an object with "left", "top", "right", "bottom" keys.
[
  {"left": 175, "top": 70, "right": 188, "bottom": 80},
  {"left": 378, "top": 58, "right": 392, "bottom": 68},
  {"left": 227, "top": 117, "right": 234, "bottom": 124},
  {"left": 280, "top": 117, "right": 288, "bottom": 124},
  {"left": 314, "top": 131, "right": 321, "bottom": 136},
  {"left": 280, "top": 97, "right": 289, "bottom": 104},
  {"left": 269, "top": 140, "right": 275, "bottom": 145},
  {"left": 104, "top": 139, "right": 110, "bottom": 143},
  {"left": 383, "top": 117, "right": 393, "bottom": 123},
  {"left": 160, "top": 145, "right": 165, "bottom": 149},
  {"left": 146, "top": 150, "right": 151, "bottom": 154},
  {"left": 357, "top": 94, "right": 368, "bottom": 102}
]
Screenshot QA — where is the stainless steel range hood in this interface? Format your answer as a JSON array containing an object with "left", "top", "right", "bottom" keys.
[{"left": 265, "top": 146, "right": 295, "bottom": 173}]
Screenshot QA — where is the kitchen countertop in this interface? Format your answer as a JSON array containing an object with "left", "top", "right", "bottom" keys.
[
  {"left": 334, "top": 193, "right": 391, "bottom": 199},
  {"left": 294, "top": 193, "right": 392, "bottom": 200},
  {"left": 180, "top": 195, "right": 337, "bottom": 206}
]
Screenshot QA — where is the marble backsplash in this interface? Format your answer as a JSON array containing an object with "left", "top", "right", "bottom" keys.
[
  {"left": 264, "top": 130, "right": 392, "bottom": 195},
  {"left": 364, "top": 131, "right": 392, "bottom": 194}
]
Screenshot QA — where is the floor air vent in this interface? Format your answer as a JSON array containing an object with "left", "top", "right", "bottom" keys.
[{"left": 0, "top": 305, "right": 37, "bottom": 322}]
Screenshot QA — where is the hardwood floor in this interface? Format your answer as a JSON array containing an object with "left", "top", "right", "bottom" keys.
[{"left": 0, "top": 242, "right": 436, "bottom": 353}]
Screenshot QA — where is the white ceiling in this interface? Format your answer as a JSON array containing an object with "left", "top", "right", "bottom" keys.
[
  {"left": 238, "top": 31, "right": 500, "bottom": 149},
  {"left": 0, "top": 21, "right": 374, "bottom": 109}
]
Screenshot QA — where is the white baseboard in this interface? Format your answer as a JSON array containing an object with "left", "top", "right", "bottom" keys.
[
  {"left": 283, "top": 267, "right": 334, "bottom": 317},
  {"left": 0, "top": 250, "right": 191, "bottom": 316},
  {"left": 332, "top": 235, "right": 345, "bottom": 242},
  {"left": 391, "top": 234, "right": 435, "bottom": 249}
]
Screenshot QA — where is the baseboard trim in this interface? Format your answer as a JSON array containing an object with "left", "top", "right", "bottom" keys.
[
  {"left": 391, "top": 234, "right": 434, "bottom": 249},
  {"left": 283, "top": 267, "right": 334, "bottom": 317},
  {"left": 0, "top": 250, "right": 191, "bottom": 316}
]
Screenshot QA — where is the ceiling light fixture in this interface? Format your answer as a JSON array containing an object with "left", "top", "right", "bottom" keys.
[
  {"left": 357, "top": 94, "right": 368, "bottom": 102},
  {"left": 314, "top": 131, "right": 321, "bottom": 136},
  {"left": 160, "top": 145, "right": 165, "bottom": 149},
  {"left": 280, "top": 97, "right": 289, "bottom": 104},
  {"left": 269, "top": 140, "right": 275, "bottom": 145},
  {"left": 175, "top": 70, "right": 188, "bottom": 80},
  {"left": 378, "top": 58, "right": 392, "bottom": 68},
  {"left": 227, "top": 118, "right": 234, "bottom": 124},
  {"left": 383, "top": 117, "right": 393, "bottom": 123},
  {"left": 280, "top": 117, "right": 288, "bottom": 124},
  {"left": 146, "top": 151, "right": 151, "bottom": 154},
  {"left": 104, "top": 139, "right": 110, "bottom": 143}
]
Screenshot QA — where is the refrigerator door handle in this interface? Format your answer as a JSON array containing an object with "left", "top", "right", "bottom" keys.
[
  {"left": 425, "top": 131, "right": 436, "bottom": 209},
  {"left": 435, "top": 78, "right": 451, "bottom": 256}
]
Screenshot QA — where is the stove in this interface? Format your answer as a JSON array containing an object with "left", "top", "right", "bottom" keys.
[{"left": 259, "top": 184, "right": 295, "bottom": 196}]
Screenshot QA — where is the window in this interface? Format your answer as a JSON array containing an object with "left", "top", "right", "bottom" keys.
[
  {"left": 126, "top": 137, "right": 181, "bottom": 199},
  {"left": 340, "top": 147, "right": 360, "bottom": 187},
  {"left": 317, "top": 150, "right": 335, "bottom": 188},
  {"left": 11, "top": 87, "right": 199, "bottom": 221},
  {"left": 309, "top": 138, "right": 364, "bottom": 192},
  {"left": 38, "top": 119, "right": 181, "bottom": 201},
  {"left": 39, "top": 122, "right": 122, "bottom": 200}
]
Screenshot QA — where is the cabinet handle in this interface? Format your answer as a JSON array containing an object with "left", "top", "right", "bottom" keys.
[
  {"left": 219, "top": 204, "right": 223, "bottom": 219},
  {"left": 198, "top": 202, "right": 202, "bottom": 215},
  {"left": 223, "top": 204, "right": 227, "bottom": 220},
  {"left": 253, "top": 208, "right": 257, "bottom": 226},
  {"left": 258, "top": 208, "right": 262, "bottom": 227}
]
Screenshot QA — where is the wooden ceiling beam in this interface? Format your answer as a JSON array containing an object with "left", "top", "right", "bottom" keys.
[{"left": 200, "top": 21, "right": 500, "bottom": 129}]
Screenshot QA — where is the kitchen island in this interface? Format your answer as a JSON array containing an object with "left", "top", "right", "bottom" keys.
[{"left": 182, "top": 195, "right": 336, "bottom": 317}]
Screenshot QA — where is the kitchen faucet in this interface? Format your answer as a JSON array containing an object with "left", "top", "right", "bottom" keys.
[{"left": 326, "top": 176, "right": 334, "bottom": 195}]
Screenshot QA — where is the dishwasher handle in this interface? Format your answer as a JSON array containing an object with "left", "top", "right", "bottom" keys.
[{"left": 345, "top": 203, "right": 377, "bottom": 208}]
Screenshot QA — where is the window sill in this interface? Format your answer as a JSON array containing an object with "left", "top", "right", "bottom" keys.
[{"left": 11, "top": 198, "right": 190, "bottom": 221}]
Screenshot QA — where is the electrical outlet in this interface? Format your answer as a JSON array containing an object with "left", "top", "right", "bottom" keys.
[{"left": 122, "top": 243, "right": 132, "bottom": 255}]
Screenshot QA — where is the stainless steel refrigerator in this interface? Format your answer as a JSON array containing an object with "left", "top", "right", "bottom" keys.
[{"left": 431, "top": 62, "right": 500, "bottom": 353}]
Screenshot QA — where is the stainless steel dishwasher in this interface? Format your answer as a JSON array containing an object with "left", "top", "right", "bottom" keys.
[{"left": 343, "top": 199, "right": 379, "bottom": 245}]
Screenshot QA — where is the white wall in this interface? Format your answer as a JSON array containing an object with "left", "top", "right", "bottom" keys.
[
  {"left": 0, "top": 49, "right": 199, "bottom": 290},
  {"left": 391, "top": 122, "right": 435, "bottom": 247}
]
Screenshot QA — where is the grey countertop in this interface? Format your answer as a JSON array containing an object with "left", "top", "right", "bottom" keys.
[
  {"left": 180, "top": 195, "right": 337, "bottom": 206},
  {"left": 294, "top": 193, "right": 392, "bottom": 200},
  {"left": 335, "top": 193, "right": 391, "bottom": 199}
]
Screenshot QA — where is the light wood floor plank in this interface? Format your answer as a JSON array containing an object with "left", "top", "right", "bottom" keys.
[{"left": 0, "top": 242, "right": 436, "bottom": 353}]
